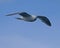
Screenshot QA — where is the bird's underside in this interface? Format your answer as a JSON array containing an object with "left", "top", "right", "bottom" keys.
[{"left": 6, "top": 12, "right": 51, "bottom": 26}]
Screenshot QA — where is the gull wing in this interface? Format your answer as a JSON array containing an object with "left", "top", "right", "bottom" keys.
[
  {"left": 6, "top": 12, "right": 31, "bottom": 17},
  {"left": 19, "top": 12, "right": 31, "bottom": 17},
  {"left": 6, "top": 12, "right": 20, "bottom": 16},
  {"left": 38, "top": 16, "right": 51, "bottom": 26}
]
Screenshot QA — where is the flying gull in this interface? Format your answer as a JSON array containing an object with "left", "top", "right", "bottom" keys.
[{"left": 6, "top": 12, "right": 51, "bottom": 26}]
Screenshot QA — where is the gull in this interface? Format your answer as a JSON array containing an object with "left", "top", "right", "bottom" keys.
[{"left": 6, "top": 12, "right": 51, "bottom": 26}]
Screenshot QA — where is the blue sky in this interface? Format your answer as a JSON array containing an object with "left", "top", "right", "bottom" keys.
[{"left": 0, "top": 0, "right": 60, "bottom": 48}]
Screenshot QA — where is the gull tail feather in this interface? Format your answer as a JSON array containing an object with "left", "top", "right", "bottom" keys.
[{"left": 16, "top": 18, "right": 23, "bottom": 20}]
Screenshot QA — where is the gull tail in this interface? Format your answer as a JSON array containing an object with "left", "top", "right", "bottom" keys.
[
  {"left": 16, "top": 18, "right": 23, "bottom": 20},
  {"left": 6, "top": 12, "right": 20, "bottom": 16},
  {"left": 38, "top": 16, "right": 51, "bottom": 26}
]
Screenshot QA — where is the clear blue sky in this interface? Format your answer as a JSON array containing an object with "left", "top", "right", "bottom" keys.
[{"left": 0, "top": 0, "right": 60, "bottom": 48}]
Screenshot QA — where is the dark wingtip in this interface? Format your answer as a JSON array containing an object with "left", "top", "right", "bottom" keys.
[
  {"left": 47, "top": 22, "right": 52, "bottom": 26},
  {"left": 43, "top": 19, "right": 52, "bottom": 27},
  {"left": 45, "top": 18, "right": 52, "bottom": 27}
]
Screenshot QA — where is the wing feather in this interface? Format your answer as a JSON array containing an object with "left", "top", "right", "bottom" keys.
[
  {"left": 38, "top": 16, "right": 51, "bottom": 26},
  {"left": 6, "top": 12, "right": 31, "bottom": 17},
  {"left": 6, "top": 12, "right": 19, "bottom": 16},
  {"left": 19, "top": 12, "right": 31, "bottom": 17}
]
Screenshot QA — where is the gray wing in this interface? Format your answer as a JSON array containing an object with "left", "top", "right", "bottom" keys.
[
  {"left": 19, "top": 12, "right": 31, "bottom": 17},
  {"left": 37, "top": 16, "right": 51, "bottom": 26},
  {"left": 6, "top": 12, "right": 20, "bottom": 16},
  {"left": 6, "top": 12, "right": 31, "bottom": 17}
]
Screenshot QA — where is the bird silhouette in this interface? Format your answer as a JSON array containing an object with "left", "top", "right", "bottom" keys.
[{"left": 6, "top": 12, "right": 51, "bottom": 26}]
